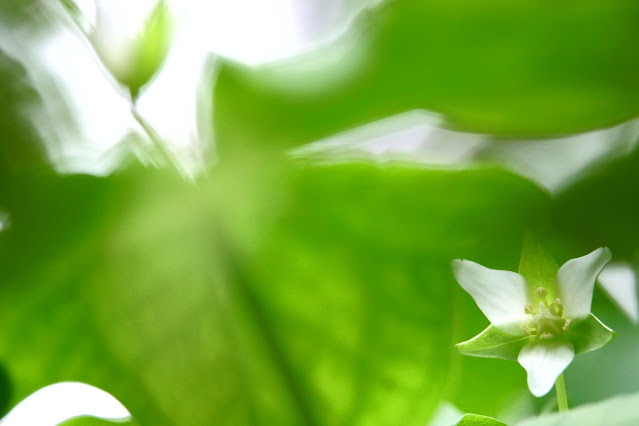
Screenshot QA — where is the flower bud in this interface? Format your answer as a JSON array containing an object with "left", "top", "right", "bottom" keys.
[{"left": 91, "top": 0, "right": 172, "bottom": 99}]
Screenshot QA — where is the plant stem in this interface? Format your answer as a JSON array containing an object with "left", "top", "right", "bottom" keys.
[
  {"left": 555, "top": 373, "right": 569, "bottom": 412},
  {"left": 130, "top": 103, "right": 183, "bottom": 175}
]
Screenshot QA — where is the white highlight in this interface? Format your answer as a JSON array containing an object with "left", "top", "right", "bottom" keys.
[
  {"left": 0, "top": 212, "right": 8, "bottom": 232},
  {"left": 291, "top": 110, "right": 486, "bottom": 167},
  {"left": 192, "top": 0, "right": 382, "bottom": 66},
  {"left": 291, "top": 110, "right": 639, "bottom": 194},
  {"left": 598, "top": 262, "right": 639, "bottom": 324},
  {"left": 488, "top": 119, "right": 639, "bottom": 194},
  {"left": 0, "top": 382, "right": 131, "bottom": 426}
]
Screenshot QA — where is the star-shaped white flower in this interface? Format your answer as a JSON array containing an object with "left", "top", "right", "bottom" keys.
[{"left": 452, "top": 243, "right": 614, "bottom": 397}]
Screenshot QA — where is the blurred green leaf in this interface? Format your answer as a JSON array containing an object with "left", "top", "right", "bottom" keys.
[
  {"left": 0, "top": 160, "right": 548, "bottom": 424},
  {"left": 0, "top": 50, "right": 50, "bottom": 183},
  {"left": 522, "top": 391, "right": 639, "bottom": 426},
  {"left": 216, "top": 0, "right": 639, "bottom": 149},
  {"left": 456, "top": 413, "right": 507, "bottom": 426}
]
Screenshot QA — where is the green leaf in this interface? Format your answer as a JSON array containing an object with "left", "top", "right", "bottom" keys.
[
  {"left": 521, "top": 391, "right": 639, "bottom": 425},
  {"left": 456, "top": 413, "right": 507, "bottom": 426},
  {"left": 0, "top": 160, "right": 546, "bottom": 425},
  {"left": 456, "top": 325, "right": 533, "bottom": 361},
  {"left": 518, "top": 231, "right": 559, "bottom": 300},
  {"left": 568, "top": 313, "right": 615, "bottom": 355}
]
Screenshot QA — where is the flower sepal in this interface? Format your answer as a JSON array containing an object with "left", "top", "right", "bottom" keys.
[
  {"left": 567, "top": 313, "right": 615, "bottom": 355},
  {"left": 456, "top": 324, "right": 534, "bottom": 361},
  {"left": 456, "top": 312, "right": 614, "bottom": 363}
]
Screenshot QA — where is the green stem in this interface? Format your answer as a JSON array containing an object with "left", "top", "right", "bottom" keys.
[
  {"left": 59, "top": 0, "right": 94, "bottom": 38},
  {"left": 130, "top": 103, "right": 184, "bottom": 176},
  {"left": 555, "top": 373, "right": 569, "bottom": 412}
]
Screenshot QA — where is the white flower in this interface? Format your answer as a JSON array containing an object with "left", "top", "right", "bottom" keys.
[{"left": 452, "top": 247, "right": 613, "bottom": 397}]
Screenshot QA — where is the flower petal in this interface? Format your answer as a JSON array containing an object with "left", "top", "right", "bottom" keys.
[
  {"left": 451, "top": 259, "right": 530, "bottom": 333},
  {"left": 557, "top": 248, "right": 612, "bottom": 319},
  {"left": 517, "top": 340, "right": 575, "bottom": 397}
]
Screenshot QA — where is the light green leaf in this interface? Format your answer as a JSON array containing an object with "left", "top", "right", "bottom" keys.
[
  {"left": 456, "top": 413, "right": 508, "bottom": 426},
  {"left": 518, "top": 231, "right": 559, "bottom": 300},
  {"left": 456, "top": 325, "right": 533, "bottom": 361},
  {"left": 1, "top": 163, "right": 489, "bottom": 425},
  {"left": 567, "top": 313, "right": 615, "bottom": 355},
  {"left": 520, "top": 391, "right": 639, "bottom": 426}
]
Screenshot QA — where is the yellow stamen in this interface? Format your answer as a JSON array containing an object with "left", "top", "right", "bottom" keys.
[{"left": 562, "top": 318, "right": 572, "bottom": 331}]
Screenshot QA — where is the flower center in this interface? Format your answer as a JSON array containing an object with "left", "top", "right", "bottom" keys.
[{"left": 521, "top": 287, "right": 572, "bottom": 340}]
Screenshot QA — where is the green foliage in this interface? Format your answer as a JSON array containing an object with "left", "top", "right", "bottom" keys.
[
  {"left": 0, "top": 162, "right": 544, "bottom": 424},
  {"left": 2, "top": 0, "right": 639, "bottom": 424}
]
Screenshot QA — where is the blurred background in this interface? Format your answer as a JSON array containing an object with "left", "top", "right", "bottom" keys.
[{"left": 1, "top": 0, "right": 639, "bottom": 424}]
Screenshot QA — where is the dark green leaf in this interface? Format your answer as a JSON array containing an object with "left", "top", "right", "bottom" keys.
[{"left": 0, "top": 363, "right": 11, "bottom": 417}]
